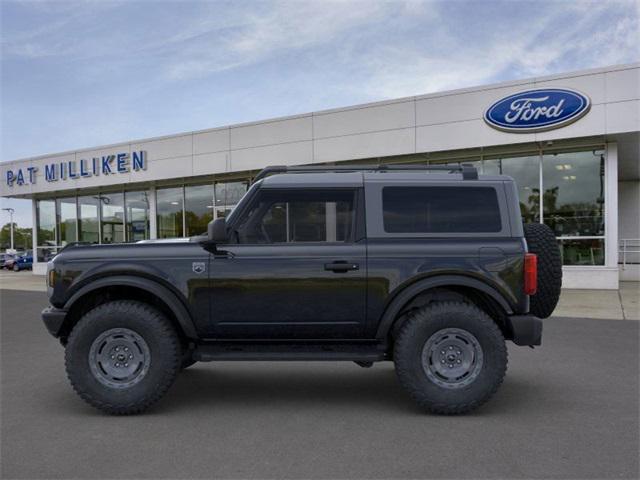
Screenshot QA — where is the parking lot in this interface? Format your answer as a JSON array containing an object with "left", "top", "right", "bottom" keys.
[{"left": 1, "top": 288, "right": 638, "bottom": 479}]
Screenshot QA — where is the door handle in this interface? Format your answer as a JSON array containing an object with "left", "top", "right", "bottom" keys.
[{"left": 324, "top": 261, "right": 359, "bottom": 273}]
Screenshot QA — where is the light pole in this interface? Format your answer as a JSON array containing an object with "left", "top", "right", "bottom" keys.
[{"left": 2, "top": 207, "right": 15, "bottom": 251}]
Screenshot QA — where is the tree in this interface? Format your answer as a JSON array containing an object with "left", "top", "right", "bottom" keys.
[{"left": 0, "top": 223, "right": 32, "bottom": 251}]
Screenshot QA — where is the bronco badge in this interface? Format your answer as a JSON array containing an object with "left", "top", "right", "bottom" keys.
[{"left": 192, "top": 262, "right": 206, "bottom": 274}]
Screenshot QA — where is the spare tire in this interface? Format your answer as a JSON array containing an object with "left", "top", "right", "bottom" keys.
[{"left": 524, "top": 223, "right": 562, "bottom": 318}]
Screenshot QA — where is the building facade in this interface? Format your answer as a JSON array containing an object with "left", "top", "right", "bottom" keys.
[{"left": 1, "top": 63, "right": 639, "bottom": 288}]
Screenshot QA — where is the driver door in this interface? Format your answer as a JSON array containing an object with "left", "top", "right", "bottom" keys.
[{"left": 204, "top": 187, "right": 367, "bottom": 339}]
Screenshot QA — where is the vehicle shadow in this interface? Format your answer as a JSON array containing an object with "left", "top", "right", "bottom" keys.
[{"left": 154, "top": 362, "right": 555, "bottom": 416}]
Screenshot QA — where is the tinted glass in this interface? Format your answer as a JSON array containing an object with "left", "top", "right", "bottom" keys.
[
  {"left": 100, "top": 193, "right": 124, "bottom": 243},
  {"left": 483, "top": 155, "right": 540, "bottom": 223},
  {"left": 382, "top": 186, "right": 502, "bottom": 233},
  {"left": 236, "top": 190, "right": 355, "bottom": 244},
  {"left": 56, "top": 197, "right": 77, "bottom": 246},
  {"left": 125, "top": 191, "right": 150, "bottom": 242},
  {"left": 185, "top": 184, "right": 214, "bottom": 236},
  {"left": 78, "top": 196, "right": 99, "bottom": 243},
  {"left": 559, "top": 238, "right": 604, "bottom": 265},
  {"left": 157, "top": 187, "right": 184, "bottom": 238},
  {"left": 36, "top": 200, "right": 56, "bottom": 246},
  {"left": 214, "top": 181, "right": 248, "bottom": 218},
  {"left": 542, "top": 151, "right": 605, "bottom": 237}
]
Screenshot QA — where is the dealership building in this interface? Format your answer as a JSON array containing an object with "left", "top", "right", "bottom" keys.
[{"left": 1, "top": 63, "right": 638, "bottom": 289}]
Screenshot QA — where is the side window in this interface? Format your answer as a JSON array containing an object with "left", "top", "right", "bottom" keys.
[
  {"left": 382, "top": 186, "right": 502, "bottom": 233},
  {"left": 235, "top": 189, "right": 356, "bottom": 244}
]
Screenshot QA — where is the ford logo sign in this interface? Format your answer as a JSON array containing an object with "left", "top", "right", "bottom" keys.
[{"left": 484, "top": 88, "right": 591, "bottom": 133}]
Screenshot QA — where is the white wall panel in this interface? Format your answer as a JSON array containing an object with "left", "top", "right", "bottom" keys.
[
  {"left": 131, "top": 134, "right": 192, "bottom": 161},
  {"left": 606, "top": 100, "right": 640, "bottom": 134},
  {"left": 416, "top": 119, "right": 535, "bottom": 152},
  {"left": 416, "top": 85, "right": 533, "bottom": 126},
  {"left": 193, "top": 152, "right": 229, "bottom": 176},
  {"left": 230, "top": 116, "right": 312, "bottom": 150},
  {"left": 230, "top": 141, "right": 313, "bottom": 171},
  {"left": 314, "top": 101, "right": 414, "bottom": 138},
  {"left": 193, "top": 128, "right": 229, "bottom": 155},
  {"left": 132, "top": 156, "right": 193, "bottom": 182},
  {"left": 535, "top": 104, "right": 607, "bottom": 142},
  {"left": 314, "top": 128, "right": 415, "bottom": 163},
  {"left": 606, "top": 68, "right": 640, "bottom": 103},
  {"left": 534, "top": 72, "right": 606, "bottom": 105}
]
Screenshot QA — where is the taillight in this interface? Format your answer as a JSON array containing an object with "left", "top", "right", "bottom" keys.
[{"left": 524, "top": 253, "right": 537, "bottom": 295}]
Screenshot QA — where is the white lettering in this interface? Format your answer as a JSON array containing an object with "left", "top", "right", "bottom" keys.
[{"left": 503, "top": 96, "right": 565, "bottom": 124}]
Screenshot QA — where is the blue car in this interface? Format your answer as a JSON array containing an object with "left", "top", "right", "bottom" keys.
[{"left": 12, "top": 252, "right": 33, "bottom": 271}]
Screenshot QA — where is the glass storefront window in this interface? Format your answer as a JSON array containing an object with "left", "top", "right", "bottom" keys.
[
  {"left": 56, "top": 197, "right": 77, "bottom": 246},
  {"left": 214, "top": 181, "right": 248, "bottom": 218},
  {"left": 542, "top": 151, "right": 605, "bottom": 237},
  {"left": 157, "top": 187, "right": 184, "bottom": 238},
  {"left": 185, "top": 184, "right": 214, "bottom": 237},
  {"left": 36, "top": 200, "right": 56, "bottom": 261},
  {"left": 100, "top": 193, "right": 124, "bottom": 243},
  {"left": 559, "top": 238, "right": 605, "bottom": 266},
  {"left": 483, "top": 155, "right": 540, "bottom": 223},
  {"left": 78, "top": 196, "right": 100, "bottom": 244},
  {"left": 125, "top": 191, "right": 150, "bottom": 242}
]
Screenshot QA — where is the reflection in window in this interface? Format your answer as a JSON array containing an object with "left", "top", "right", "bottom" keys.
[
  {"left": 542, "top": 151, "right": 605, "bottom": 237},
  {"left": 214, "top": 181, "right": 248, "bottom": 218},
  {"left": 237, "top": 190, "right": 354, "bottom": 244},
  {"left": 383, "top": 187, "right": 502, "bottom": 233},
  {"left": 559, "top": 239, "right": 605, "bottom": 265},
  {"left": 36, "top": 200, "right": 56, "bottom": 253},
  {"left": 78, "top": 196, "right": 100, "bottom": 243},
  {"left": 185, "top": 184, "right": 214, "bottom": 237},
  {"left": 483, "top": 156, "right": 540, "bottom": 223},
  {"left": 125, "top": 191, "right": 150, "bottom": 242},
  {"left": 56, "top": 197, "right": 77, "bottom": 246},
  {"left": 157, "top": 187, "right": 184, "bottom": 238},
  {"left": 100, "top": 193, "right": 124, "bottom": 243}
]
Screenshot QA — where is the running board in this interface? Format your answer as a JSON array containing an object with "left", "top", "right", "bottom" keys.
[{"left": 193, "top": 342, "right": 388, "bottom": 362}]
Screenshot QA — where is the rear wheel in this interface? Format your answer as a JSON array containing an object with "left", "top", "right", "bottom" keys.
[
  {"left": 394, "top": 301, "right": 507, "bottom": 414},
  {"left": 65, "top": 300, "right": 181, "bottom": 415},
  {"left": 13, "top": 264, "right": 19, "bottom": 272},
  {"left": 524, "top": 223, "right": 562, "bottom": 318}
]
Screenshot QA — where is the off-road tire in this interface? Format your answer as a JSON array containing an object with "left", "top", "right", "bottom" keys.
[
  {"left": 524, "top": 223, "right": 562, "bottom": 318},
  {"left": 65, "top": 300, "right": 181, "bottom": 415},
  {"left": 394, "top": 301, "right": 507, "bottom": 415},
  {"left": 12, "top": 264, "right": 19, "bottom": 272}
]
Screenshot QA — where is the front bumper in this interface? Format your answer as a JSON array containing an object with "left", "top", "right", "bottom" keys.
[
  {"left": 42, "top": 306, "right": 68, "bottom": 338},
  {"left": 507, "top": 314, "right": 542, "bottom": 346}
]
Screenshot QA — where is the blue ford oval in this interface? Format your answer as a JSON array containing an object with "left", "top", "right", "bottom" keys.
[{"left": 484, "top": 88, "right": 591, "bottom": 132}]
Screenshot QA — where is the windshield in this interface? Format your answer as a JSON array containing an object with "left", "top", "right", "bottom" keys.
[{"left": 224, "top": 180, "right": 261, "bottom": 226}]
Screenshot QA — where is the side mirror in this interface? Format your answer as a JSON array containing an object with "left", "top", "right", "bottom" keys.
[{"left": 207, "top": 218, "right": 228, "bottom": 243}]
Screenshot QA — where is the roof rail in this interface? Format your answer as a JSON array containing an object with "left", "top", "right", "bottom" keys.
[{"left": 254, "top": 163, "right": 479, "bottom": 182}]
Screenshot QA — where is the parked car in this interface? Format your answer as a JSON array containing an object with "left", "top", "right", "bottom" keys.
[
  {"left": 43, "top": 164, "right": 562, "bottom": 415},
  {"left": 12, "top": 252, "right": 33, "bottom": 271},
  {"left": 0, "top": 253, "right": 16, "bottom": 269}
]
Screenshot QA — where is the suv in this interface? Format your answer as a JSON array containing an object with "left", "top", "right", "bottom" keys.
[{"left": 42, "top": 164, "right": 562, "bottom": 415}]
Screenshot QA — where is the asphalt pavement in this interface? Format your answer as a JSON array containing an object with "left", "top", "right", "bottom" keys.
[{"left": 1, "top": 289, "right": 638, "bottom": 479}]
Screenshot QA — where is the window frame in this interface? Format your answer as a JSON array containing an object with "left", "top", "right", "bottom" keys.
[
  {"left": 365, "top": 180, "right": 512, "bottom": 238},
  {"left": 229, "top": 187, "right": 360, "bottom": 246}
]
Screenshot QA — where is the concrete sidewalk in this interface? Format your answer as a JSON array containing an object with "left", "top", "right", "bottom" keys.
[{"left": 1, "top": 270, "right": 638, "bottom": 320}]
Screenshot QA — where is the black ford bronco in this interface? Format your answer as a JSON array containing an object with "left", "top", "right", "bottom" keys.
[{"left": 42, "top": 164, "right": 562, "bottom": 415}]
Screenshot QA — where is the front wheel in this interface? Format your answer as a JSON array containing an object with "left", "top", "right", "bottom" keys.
[
  {"left": 65, "top": 300, "right": 181, "bottom": 415},
  {"left": 13, "top": 264, "right": 19, "bottom": 272},
  {"left": 394, "top": 301, "right": 507, "bottom": 415}
]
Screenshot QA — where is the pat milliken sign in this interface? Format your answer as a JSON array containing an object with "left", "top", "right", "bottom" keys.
[
  {"left": 484, "top": 88, "right": 591, "bottom": 133},
  {"left": 5, "top": 151, "right": 147, "bottom": 187}
]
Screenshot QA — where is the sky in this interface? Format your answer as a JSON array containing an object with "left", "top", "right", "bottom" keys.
[{"left": 1, "top": 0, "right": 639, "bottom": 228}]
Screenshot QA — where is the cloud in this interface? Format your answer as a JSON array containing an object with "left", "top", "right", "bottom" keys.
[{"left": 351, "top": 1, "right": 639, "bottom": 100}]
